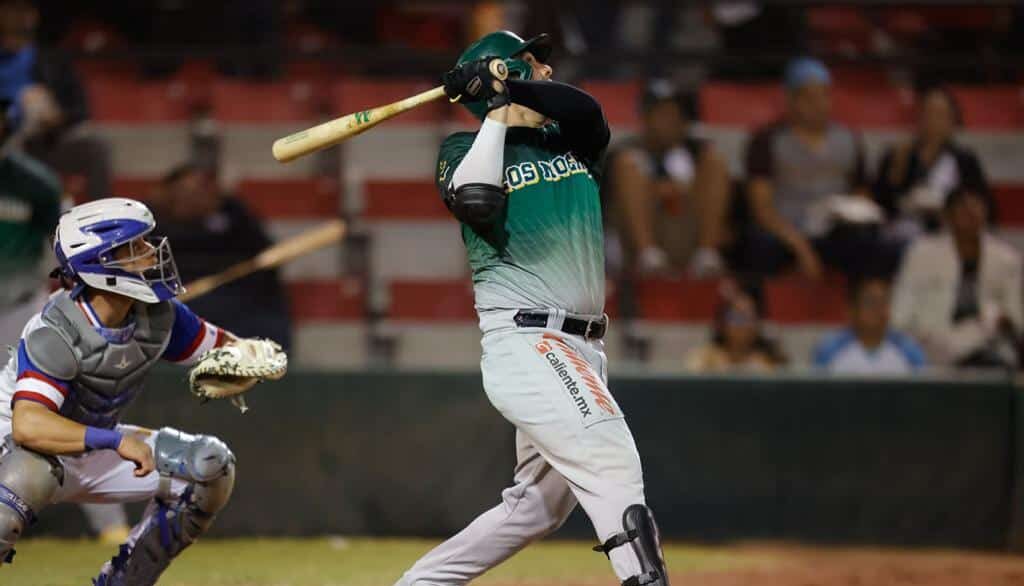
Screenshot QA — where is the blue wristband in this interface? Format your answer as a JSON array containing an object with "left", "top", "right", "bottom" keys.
[{"left": 84, "top": 427, "right": 123, "bottom": 451}]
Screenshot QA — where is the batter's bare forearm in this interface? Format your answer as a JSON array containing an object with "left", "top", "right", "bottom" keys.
[{"left": 11, "top": 400, "right": 88, "bottom": 454}]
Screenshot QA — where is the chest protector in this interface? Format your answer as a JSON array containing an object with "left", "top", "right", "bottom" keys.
[{"left": 26, "top": 292, "right": 174, "bottom": 428}]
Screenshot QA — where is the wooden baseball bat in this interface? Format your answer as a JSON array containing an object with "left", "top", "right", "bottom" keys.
[
  {"left": 178, "top": 219, "right": 346, "bottom": 302},
  {"left": 272, "top": 59, "right": 509, "bottom": 163}
]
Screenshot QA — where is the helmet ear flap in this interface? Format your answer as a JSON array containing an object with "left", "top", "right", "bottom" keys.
[{"left": 505, "top": 57, "right": 532, "bottom": 81}]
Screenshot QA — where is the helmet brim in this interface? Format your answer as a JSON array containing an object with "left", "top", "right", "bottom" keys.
[{"left": 515, "top": 33, "right": 552, "bottom": 63}]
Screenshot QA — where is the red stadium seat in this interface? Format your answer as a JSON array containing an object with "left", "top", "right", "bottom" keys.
[
  {"left": 832, "top": 85, "right": 915, "bottom": 128},
  {"left": 86, "top": 76, "right": 195, "bottom": 123},
  {"left": 112, "top": 177, "right": 159, "bottom": 200},
  {"left": 333, "top": 79, "right": 445, "bottom": 124},
  {"left": 949, "top": 86, "right": 1024, "bottom": 130},
  {"left": 211, "top": 80, "right": 322, "bottom": 122},
  {"left": 388, "top": 279, "right": 476, "bottom": 320},
  {"left": 580, "top": 80, "right": 642, "bottom": 129},
  {"left": 700, "top": 83, "right": 784, "bottom": 128},
  {"left": 363, "top": 180, "right": 448, "bottom": 219},
  {"left": 288, "top": 278, "right": 365, "bottom": 322},
  {"left": 764, "top": 275, "right": 847, "bottom": 324},
  {"left": 994, "top": 183, "right": 1024, "bottom": 226},
  {"left": 236, "top": 178, "right": 339, "bottom": 219},
  {"left": 633, "top": 277, "right": 721, "bottom": 322}
]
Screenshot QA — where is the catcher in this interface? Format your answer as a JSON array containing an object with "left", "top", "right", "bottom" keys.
[{"left": 0, "top": 197, "right": 286, "bottom": 585}]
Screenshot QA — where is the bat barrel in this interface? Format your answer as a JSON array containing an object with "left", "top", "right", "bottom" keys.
[{"left": 272, "top": 85, "right": 447, "bottom": 163}]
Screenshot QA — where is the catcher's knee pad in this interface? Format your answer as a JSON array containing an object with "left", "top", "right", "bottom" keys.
[
  {"left": 0, "top": 438, "right": 63, "bottom": 565},
  {"left": 94, "top": 428, "right": 235, "bottom": 586},
  {"left": 593, "top": 504, "right": 670, "bottom": 586},
  {"left": 154, "top": 427, "right": 236, "bottom": 517}
]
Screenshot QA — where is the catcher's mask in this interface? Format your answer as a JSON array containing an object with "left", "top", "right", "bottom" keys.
[{"left": 53, "top": 198, "right": 185, "bottom": 303}]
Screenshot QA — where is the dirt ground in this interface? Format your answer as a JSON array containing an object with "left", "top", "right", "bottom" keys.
[{"left": 671, "top": 543, "right": 1024, "bottom": 586}]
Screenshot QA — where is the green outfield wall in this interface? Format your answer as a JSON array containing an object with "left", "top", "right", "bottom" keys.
[{"left": 35, "top": 370, "right": 1023, "bottom": 550}]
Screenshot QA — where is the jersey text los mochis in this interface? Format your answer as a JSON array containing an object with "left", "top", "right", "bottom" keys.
[{"left": 503, "top": 152, "right": 592, "bottom": 192}]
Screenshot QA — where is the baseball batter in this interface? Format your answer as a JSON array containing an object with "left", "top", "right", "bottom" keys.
[
  {"left": 395, "top": 32, "right": 670, "bottom": 586},
  {"left": 0, "top": 197, "right": 284, "bottom": 585}
]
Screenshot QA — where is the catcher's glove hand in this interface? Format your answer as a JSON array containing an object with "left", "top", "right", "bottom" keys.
[{"left": 187, "top": 338, "right": 287, "bottom": 413}]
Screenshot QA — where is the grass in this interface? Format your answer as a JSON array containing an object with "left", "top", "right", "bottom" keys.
[{"left": 2, "top": 537, "right": 747, "bottom": 586}]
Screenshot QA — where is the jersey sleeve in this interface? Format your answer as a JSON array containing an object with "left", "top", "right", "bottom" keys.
[
  {"left": 12, "top": 340, "right": 70, "bottom": 413},
  {"left": 162, "top": 300, "right": 227, "bottom": 366},
  {"left": 436, "top": 133, "right": 476, "bottom": 197}
]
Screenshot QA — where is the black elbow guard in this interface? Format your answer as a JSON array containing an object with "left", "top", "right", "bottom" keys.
[{"left": 445, "top": 182, "right": 507, "bottom": 230}]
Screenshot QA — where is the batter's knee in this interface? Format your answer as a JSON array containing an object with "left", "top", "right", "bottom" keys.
[
  {"left": 514, "top": 481, "right": 576, "bottom": 539},
  {"left": 0, "top": 438, "right": 63, "bottom": 564}
]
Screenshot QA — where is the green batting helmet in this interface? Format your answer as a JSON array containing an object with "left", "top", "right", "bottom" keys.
[{"left": 455, "top": 30, "right": 552, "bottom": 119}]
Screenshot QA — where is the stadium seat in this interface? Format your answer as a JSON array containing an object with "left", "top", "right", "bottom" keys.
[
  {"left": 333, "top": 79, "right": 445, "bottom": 124},
  {"left": 293, "top": 322, "right": 368, "bottom": 369},
  {"left": 764, "top": 275, "right": 847, "bottom": 324},
  {"left": 86, "top": 76, "right": 195, "bottom": 123},
  {"left": 111, "top": 177, "right": 159, "bottom": 200},
  {"left": 949, "top": 86, "right": 1024, "bottom": 130},
  {"left": 363, "top": 180, "right": 446, "bottom": 219},
  {"left": 832, "top": 85, "right": 915, "bottom": 128},
  {"left": 633, "top": 277, "right": 721, "bottom": 322},
  {"left": 212, "top": 80, "right": 322, "bottom": 122},
  {"left": 994, "top": 183, "right": 1024, "bottom": 226},
  {"left": 287, "top": 278, "right": 365, "bottom": 322},
  {"left": 236, "top": 178, "right": 340, "bottom": 219},
  {"left": 580, "top": 80, "right": 642, "bottom": 130},
  {"left": 700, "top": 83, "right": 784, "bottom": 128},
  {"left": 388, "top": 279, "right": 476, "bottom": 321}
]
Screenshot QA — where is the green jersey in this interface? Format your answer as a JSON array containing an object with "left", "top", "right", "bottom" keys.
[
  {"left": 0, "top": 152, "right": 61, "bottom": 306},
  {"left": 437, "top": 125, "right": 605, "bottom": 315}
]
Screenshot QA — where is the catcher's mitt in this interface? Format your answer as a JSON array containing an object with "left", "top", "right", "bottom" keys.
[{"left": 188, "top": 338, "right": 287, "bottom": 413}]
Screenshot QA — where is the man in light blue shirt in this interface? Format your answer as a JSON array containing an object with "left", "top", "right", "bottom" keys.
[{"left": 814, "top": 277, "right": 926, "bottom": 375}]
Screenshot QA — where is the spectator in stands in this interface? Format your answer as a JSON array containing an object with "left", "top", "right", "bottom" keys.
[
  {"left": 874, "top": 86, "right": 992, "bottom": 240},
  {"left": 0, "top": 0, "right": 111, "bottom": 200},
  {"left": 686, "top": 289, "right": 787, "bottom": 373},
  {"left": 741, "top": 57, "right": 899, "bottom": 281},
  {"left": 150, "top": 162, "right": 293, "bottom": 349},
  {"left": 813, "top": 277, "right": 926, "bottom": 375},
  {"left": 606, "top": 80, "right": 731, "bottom": 277},
  {"left": 892, "top": 188, "right": 1022, "bottom": 369}
]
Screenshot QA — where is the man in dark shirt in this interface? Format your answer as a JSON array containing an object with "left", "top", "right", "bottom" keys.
[{"left": 151, "top": 162, "right": 293, "bottom": 349}]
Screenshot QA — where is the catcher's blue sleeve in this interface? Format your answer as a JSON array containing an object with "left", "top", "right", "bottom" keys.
[{"left": 162, "top": 300, "right": 225, "bottom": 366}]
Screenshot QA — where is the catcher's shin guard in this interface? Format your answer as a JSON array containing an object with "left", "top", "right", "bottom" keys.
[
  {"left": 593, "top": 504, "right": 670, "bottom": 586},
  {"left": 0, "top": 439, "right": 63, "bottom": 565},
  {"left": 94, "top": 428, "right": 235, "bottom": 586}
]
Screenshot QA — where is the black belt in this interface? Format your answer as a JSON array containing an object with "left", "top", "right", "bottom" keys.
[{"left": 513, "top": 310, "right": 608, "bottom": 340}]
